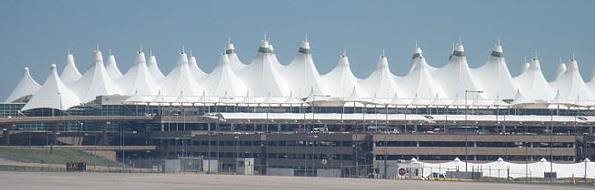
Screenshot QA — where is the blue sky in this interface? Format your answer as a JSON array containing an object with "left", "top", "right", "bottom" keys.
[{"left": 1, "top": 0, "right": 594, "bottom": 99}]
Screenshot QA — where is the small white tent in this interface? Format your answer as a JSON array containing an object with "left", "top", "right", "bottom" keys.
[
  {"left": 225, "top": 41, "right": 247, "bottom": 72},
  {"left": 188, "top": 53, "right": 207, "bottom": 82},
  {"left": 59, "top": 53, "right": 82, "bottom": 86},
  {"left": 147, "top": 52, "right": 166, "bottom": 82},
  {"left": 105, "top": 52, "right": 124, "bottom": 80},
  {"left": 5, "top": 67, "right": 41, "bottom": 103}
]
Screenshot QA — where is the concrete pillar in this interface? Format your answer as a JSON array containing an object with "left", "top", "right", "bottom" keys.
[{"left": 416, "top": 141, "right": 420, "bottom": 147}]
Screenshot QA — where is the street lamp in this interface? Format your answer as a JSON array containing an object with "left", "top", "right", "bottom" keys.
[{"left": 464, "top": 90, "right": 483, "bottom": 172}]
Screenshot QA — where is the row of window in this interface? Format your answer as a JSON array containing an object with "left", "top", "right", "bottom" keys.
[
  {"left": 13, "top": 103, "right": 593, "bottom": 117},
  {"left": 165, "top": 152, "right": 353, "bottom": 160},
  {"left": 374, "top": 141, "right": 575, "bottom": 148},
  {"left": 374, "top": 155, "right": 576, "bottom": 161}
]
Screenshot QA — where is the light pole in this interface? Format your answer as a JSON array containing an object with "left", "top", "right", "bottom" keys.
[{"left": 464, "top": 90, "right": 483, "bottom": 172}]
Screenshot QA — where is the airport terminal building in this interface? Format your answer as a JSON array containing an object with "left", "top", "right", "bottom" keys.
[{"left": 0, "top": 39, "right": 594, "bottom": 177}]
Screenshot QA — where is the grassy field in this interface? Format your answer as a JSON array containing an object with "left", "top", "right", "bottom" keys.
[{"left": 0, "top": 147, "right": 118, "bottom": 166}]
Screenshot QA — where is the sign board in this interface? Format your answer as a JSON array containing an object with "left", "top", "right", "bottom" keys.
[{"left": 398, "top": 168, "right": 407, "bottom": 176}]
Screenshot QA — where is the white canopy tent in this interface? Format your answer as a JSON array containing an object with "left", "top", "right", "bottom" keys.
[
  {"left": 284, "top": 40, "right": 329, "bottom": 97},
  {"left": 71, "top": 49, "right": 122, "bottom": 102},
  {"left": 59, "top": 53, "right": 82, "bottom": 86},
  {"left": 554, "top": 62, "right": 567, "bottom": 81},
  {"left": 397, "top": 47, "right": 446, "bottom": 100},
  {"left": 433, "top": 43, "right": 484, "bottom": 99},
  {"left": 417, "top": 157, "right": 594, "bottom": 179},
  {"left": 147, "top": 52, "right": 166, "bottom": 82},
  {"left": 204, "top": 53, "right": 248, "bottom": 97},
  {"left": 472, "top": 42, "right": 516, "bottom": 100},
  {"left": 22, "top": 64, "right": 81, "bottom": 111},
  {"left": 549, "top": 58, "right": 594, "bottom": 104},
  {"left": 513, "top": 57, "right": 556, "bottom": 102},
  {"left": 239, "top": 40, "right": 290, "bottom": 97},
  {"left": 117, "top": 51, "right": 160, "bottom": 96},
  {"left": 322, "top": 52, "right": 367, "bottom": 98},
  {"left": 160, "top": 50, "right": 206, "bottom": 97},
  {"left": 225, "top": 41, "right": 247, "bottom": 73},
  {"left": 105, "top": 52, "right": 124, "bottom": 81},
  {"left": 188, "top": 53, "right": 207, "bottom": 82},
  {"left": 360, "top": 54, "right": 402, "bottom": 98},
  {"left": 5, "top": 67, "right": 41, "bottom": 103}
]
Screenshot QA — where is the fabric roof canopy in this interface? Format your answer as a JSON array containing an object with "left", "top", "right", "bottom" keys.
[{"left": 5, "top": 67, "right": 41, "bottom": 103}]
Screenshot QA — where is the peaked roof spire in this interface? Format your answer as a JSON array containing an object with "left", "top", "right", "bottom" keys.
[
  {"left": 105, "top": 52, "right": 124, "bottom": 80},
  {"left": 5, "top": 67, "right": 41, "bottom": 103},
  {"left": 60, "top": 52, "right": 82, "bottom": 85}
]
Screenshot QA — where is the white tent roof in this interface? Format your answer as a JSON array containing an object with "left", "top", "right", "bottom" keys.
[
  {"left": 433, "top": 43, "right": 484, "bottom": 99},
  {"left": 5, "top": 67, "right": 41, "bottom": 103},
  {"left": 239, "top": 40, "right": 290, "bottom": 97},
  {"left": 519, "top": 62, "right": 530, "bottom": 76},
  {"left": 188, "top": 54, "right": 207, "bottom": 82},
  {"left": 147, "top": 52, "right": 166, "bottom": 82},
  {"left": 549, "top": 58, "right": 593, "bottom": 103},
  {"left": 59, "top": 53, "right": 82, "bottom": 85},
  {"left": 513, "top": 57, "right": 555, "bottom": 102},
  {"left": 161, "top": 51, "right": 206, "bottom": 96},
  {"left": 360, "top": 54, "right": 402, "bottom": 98},
  {"left": 105, "top": 53, "right": 124, "bottom": 81},
  {"left": 397, "top": 47, "right": 446, "bottom": 99},
  {"left": 225, "top": 41, "right": 247, "bottom": 72},
  {"left": 554, "top": 62, "right": 567, "bottom": 81},
  {"left": 12, "top": 39, "right": 595, "bottom": 107},
  {"left": 284, "top": 40, "right": 329, "bottom": 97},
  {"left": 204, "top": 53, "right": 248, "bottom": 97},
  {"left": 322, "top": 52, "right": 367, "bottom": 98},
  {"left": 418, "top": 158, "right": 595, "bottom": 179},
  {"left": 472, "top": 43, "right": 516, "bottom": 99},
  {"left": 71, "top": 50, "right": 122, "bottom": 102},
  {"left": 22, "top": 64, "right": 81, "bottom": 111},
  {"left": 117, "top": 51, "right": 160, "bottom": 96}
]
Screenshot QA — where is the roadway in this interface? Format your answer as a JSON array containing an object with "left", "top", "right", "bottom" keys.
[{"left": 0, "top": 172, "right": 589, "bottom": 190}]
